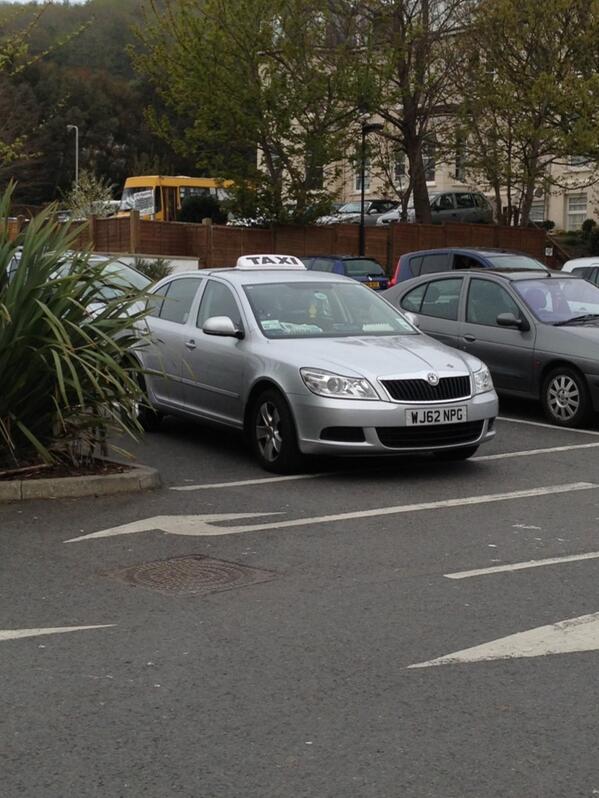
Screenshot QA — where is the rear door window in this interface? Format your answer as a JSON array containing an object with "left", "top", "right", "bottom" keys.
[
  {"left": 420, "top": 253, "right": 451, "bottom": 275},
  {"left": 420, "top": 278, "right": 462, "bottom": 320},
  {"left": 311, "top": 258, "right": 336, "bottom": 273},
  {"left": 400, "top": 283, "right": 426, "bottom": 312},
  {"left": 455, "top": 193, "right": 475, "bottom": 208}
]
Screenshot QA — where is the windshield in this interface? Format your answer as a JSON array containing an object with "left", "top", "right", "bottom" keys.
[
  {"left": 94, "top": 261, "right": 150, "bottom": 300},
  {"left": 514, "top": 278, "right": 599, "bottom": 323},
  {"left": 343, "top": 258, "right": 386, "bottom": 277},
  {"left": 485, "top": 255, "right": 546, "bottom": 270},
  {"left": 338, "top": 202, "right": 362, "bottom": 214},
  {"left": 118, "top": 186, "right": 152, "bottom": 211},
  {"left": 244, "top": 281, "right": 415, "bottom": 339}
]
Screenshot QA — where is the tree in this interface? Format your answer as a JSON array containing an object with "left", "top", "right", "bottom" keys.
[
  {"left": 352, "top": 0, "right": 476, "bottom": 222},
  {"left": 62, "top": 169, "right": 114, "bottom": 218},
  {"left": 458, "top": 0, "right": 599, "bottom": 226},
  {"left": 136, "top": 0, "right": 360, "bottom": 222}
]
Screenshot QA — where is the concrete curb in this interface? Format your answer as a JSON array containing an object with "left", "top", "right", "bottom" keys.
[{"left": 0, "top": 463, "right": 161, "bottom": 503}]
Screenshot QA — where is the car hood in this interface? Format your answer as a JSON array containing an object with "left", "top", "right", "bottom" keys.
[
  {"left": 540, "top": 322, "right": 599, "bottom": 359},
  {"left": 267, "top": 333, "right": 478, "bottom": 381}
]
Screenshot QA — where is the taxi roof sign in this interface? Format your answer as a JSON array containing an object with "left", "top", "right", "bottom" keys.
[{"left": 236, "top": 254, "right": 306, "bottom": 270}]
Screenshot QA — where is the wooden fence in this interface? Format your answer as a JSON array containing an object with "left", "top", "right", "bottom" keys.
[{"left": 8, "top": 210, "right": 554, "bottom": 272}]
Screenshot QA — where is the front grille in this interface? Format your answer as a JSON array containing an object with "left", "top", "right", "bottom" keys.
[
  {"left": 376, "top": 421, "right": 484, "bottom": 449},
  {"left": 381, "top": 375, "right": 471, "bottom": 402}
]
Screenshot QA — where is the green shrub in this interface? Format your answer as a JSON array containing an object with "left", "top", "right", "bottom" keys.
[
  {"left": 581, "top": 218, "right": 597, "bottom": 238},
  {"left": 0, "top": 187, "right": 149, "bottom": 468},
  {"left": 134, "top": 256, "right": 173, "bottom": 282},
  {"left": 178, "top": 194, "right": 228, "bottom": 224},
  {"left": 589, "top": 228, "right": 599, "bottom": 256}
]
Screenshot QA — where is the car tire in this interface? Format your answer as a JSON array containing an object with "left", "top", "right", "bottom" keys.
[
  {"left": 434, "top": 445, "right": 479, "bottom": 461},
  {"left": 136, "top": 373, "right": 163, "bottom": 432},
  {"left": 541, "top": 367, "right": 593, "bottom": 428},
  {"left": 249, "top": 389, "right": 303, "bottom": 474}
]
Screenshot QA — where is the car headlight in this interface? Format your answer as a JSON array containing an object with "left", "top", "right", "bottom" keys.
[
  {"left": 473, "top": 365, "right": 493, "bottom": 394},
  {"left": 300, "top": 368, "right": 378, "bottom": 400}
]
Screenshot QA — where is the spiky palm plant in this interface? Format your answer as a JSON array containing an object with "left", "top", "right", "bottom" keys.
[{"left": 0, "top": 187, "right": 149, "bottom": 468}]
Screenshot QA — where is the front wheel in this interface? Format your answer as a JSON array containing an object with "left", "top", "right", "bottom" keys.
[
  {"left": 249, "top": 389, "right": 303, "bottom": 473},
  {"left": 434, "top": 445, "right": 479, "bottom": 461},
  {"left": 541, "top": 367, "right": 592, "bottom": 428}
]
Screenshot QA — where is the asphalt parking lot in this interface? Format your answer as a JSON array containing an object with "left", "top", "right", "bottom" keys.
[{"left": 3, "top": 401, "right": 599, "bottom": 797}]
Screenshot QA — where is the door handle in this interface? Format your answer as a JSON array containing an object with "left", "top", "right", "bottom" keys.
[
  {"left": 184, "top": 339, "right": 197, "bottom": 350},
  {"left": 463, "top": 334, "right": 476, "bottom": 343}
]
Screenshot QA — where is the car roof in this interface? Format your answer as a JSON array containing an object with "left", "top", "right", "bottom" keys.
[
  {"left": 415, "top": 268, "right": 576, "bottom": 282},
  {"left": 401, "top": 247, "right": 528, "bottom": 258},
  {"left": 163, "top": 268, "right": 352, "bottom": 286},
  {"left": 304, "top": 255, "right": 382, "bottom": 261}
]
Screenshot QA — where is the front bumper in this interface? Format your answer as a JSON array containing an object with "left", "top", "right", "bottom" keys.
[{"left": 290, "top": 391, "right": 498, "bottom": 455}]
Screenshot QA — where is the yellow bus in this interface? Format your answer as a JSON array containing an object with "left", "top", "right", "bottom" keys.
[{"left": 118, "top": 175, "right": 233, "bottom": 222}]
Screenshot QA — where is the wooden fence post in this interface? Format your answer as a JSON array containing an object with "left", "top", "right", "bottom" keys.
[
  {"left": 129, "top": 210, "right": 140, "bottom": 254},
  {"left": 202, "top": 217, "right": 213, "bottom": 268},
  {"left": 88, "top": 214, "right": 97, "bottom": 252}
]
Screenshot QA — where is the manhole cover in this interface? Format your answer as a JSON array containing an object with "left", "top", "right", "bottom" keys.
[{"left": 104, "top": 555, "right": 276, "bottom": 596}]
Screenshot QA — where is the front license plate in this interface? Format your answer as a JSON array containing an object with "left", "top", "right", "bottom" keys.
[{"left": 406, "top": 406, "right": 468, "bottom": 425}]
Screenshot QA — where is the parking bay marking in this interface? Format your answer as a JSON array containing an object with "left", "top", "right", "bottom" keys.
[
  {"left": 170, "top": 442, "right": 599, "bottom": 493},
  {"left": 171, "top": 472, "right": 331, "bottom": 492},
  {"left": 446, "top": 550, "right": 599, "bottom": 580},
  {"left": 498, "top": 415, "right": 599, "bottom": 437},
  {"left": 0, "top": 625, "right": 115, "bottom": 642},
  {"left": 408, "top": 611, "right": 599, "bottom": 668},
  {"left": 66, "top": 482, "right": 597, "bottom": 542}
]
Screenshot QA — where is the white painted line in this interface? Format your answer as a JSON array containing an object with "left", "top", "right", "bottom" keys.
[
  {"left": 171, "top": 440, "right": 599, "bottom": 492},
  {"left": 498, "top": 416, "right": 599, "bottom": 436},
  {"left": 408, "top": 611, "right": 599, "bottom": 668},
  {"left": 446, "top": 551, "right": 599, "bottom": 580},
  {"left": 170, "top": 472, "right": 330, "bottom": 492},
  {"left": 66, "top": 481, "right": 598, "bottom": 542},
  {"left": 0, "top": 625, "right": 115, "bottom": 642},
  {"left": 475, "top": 441, "right": 599, "bottom": 461}
]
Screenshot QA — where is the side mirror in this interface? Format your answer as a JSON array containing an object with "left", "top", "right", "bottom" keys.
[
  {"left": 202, "top": 315, "right": 244, "bottom": 339},
  {"left": 404, "top": 311, "right": 421, "bottom": 328},
  {"left": 496, "top": 312, "right": 530, "bottom": 331}
]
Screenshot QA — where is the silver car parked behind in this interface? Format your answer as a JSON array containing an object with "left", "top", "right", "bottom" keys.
[{"left": 133, "top": 254, "right": 498, "bottom": 472}]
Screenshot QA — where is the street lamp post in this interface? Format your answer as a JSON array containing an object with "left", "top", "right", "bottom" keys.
[
  {"left": 359, "top": 121, "right": 384, "bottom": 256},
  {"left": 66, "top": 124, "right": 79, "bottom": 187}
]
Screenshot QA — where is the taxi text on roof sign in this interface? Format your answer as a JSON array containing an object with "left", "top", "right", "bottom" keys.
[{"left": 236, "top": 254, "right": 306, "bottom": 270}]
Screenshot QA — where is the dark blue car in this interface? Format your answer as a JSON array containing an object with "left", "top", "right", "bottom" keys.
[
  {"left": 301, "top": 256, "right": 389, "bottom": 290},
  {"left": 389, "top": 247, "right": 547, "bottom": 286}
]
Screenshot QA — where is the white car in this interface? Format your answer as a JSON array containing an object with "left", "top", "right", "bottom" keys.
[{"left": 562, "top": 257, "right": 599, "bottom": 286}]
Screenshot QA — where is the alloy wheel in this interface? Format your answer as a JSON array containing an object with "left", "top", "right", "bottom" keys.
[
  {"left": 255, "top": 401, "right": 283, "bottom": 462},
  {"left": 547, "top": 374, "right": 580, "bottom": 422}
]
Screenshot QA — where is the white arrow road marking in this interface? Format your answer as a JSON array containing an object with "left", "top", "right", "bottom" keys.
[
  {"left": 65, "top": 512, "right": 283, "bottom": 542},
  {"left": 0, "top": 625, "right": 115, "bottom": 642},
  {"left": 408, "top": 612, "right": 599, "bottom": 668},
  {"left": 446, "top": 550, "right": 599, "bottom": 580},
  {"left": 65, "top": 481, "right": 598, "bottom": 543}
]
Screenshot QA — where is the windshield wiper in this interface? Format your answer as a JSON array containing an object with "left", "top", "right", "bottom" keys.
[{"left": 553, "top": 313, "right": 599, "bottom": 326}]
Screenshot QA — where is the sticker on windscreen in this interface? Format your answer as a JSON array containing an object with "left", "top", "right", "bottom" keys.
[
  {"left": 362, "top": 323, "right": 394, "bottom": 332},
  {"left": 261, "top": 319, "right": 283, "bottom": 331}
]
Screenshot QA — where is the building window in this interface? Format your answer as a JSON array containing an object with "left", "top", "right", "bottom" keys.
[
  {"left": 423, "top": 144, "right": 436, "bottom": 182},
  {"left": 566, "top": 193, "right": 587, "bottom": 231},
  {"left": 394, "top": 151, "right": 406, "bottom": 183},
  {"left": 355, "top": 158, "right": 371, "bottom": 192},
  {"left": 305, "top": 152, "right": 324, "bottom": 190},
  {"left": 454, "top": 140, "right": 466, "bottom": 182},
  {"left": 568, "top": 155, "right": 590, "bottom": 169},
  {"left": 529, "top": 200, "right": 545, "bottom": 224}
]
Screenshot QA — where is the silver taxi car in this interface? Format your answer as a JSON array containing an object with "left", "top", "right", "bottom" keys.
[{"left": 134, "top": 255, "right": 498, "bottom": 472}]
